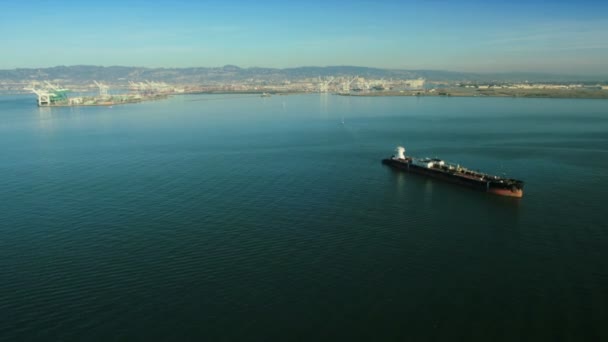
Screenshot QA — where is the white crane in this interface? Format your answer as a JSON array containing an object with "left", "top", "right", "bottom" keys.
[
  {"left": 93, "top": 80, "right": 109, "bottom": 98},
  {"left": 318, "top": 76, "right": 335, "bottom": 93},
  {"left": 43, "top": 81, "right": 68, "bottom": 92},
  {"left": 24, "top": 83, "right": 52, "bottom": 106},
  {"left": 341, "top": 76, "right": 358, "bottom": 93},
  {"left": 24, "top": 81, "right": 71, "bottom": 106}
]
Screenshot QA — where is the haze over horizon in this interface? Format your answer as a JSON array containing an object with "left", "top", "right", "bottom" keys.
[{"left": 2, "top": 0, "right": 607, "bottom": 75}]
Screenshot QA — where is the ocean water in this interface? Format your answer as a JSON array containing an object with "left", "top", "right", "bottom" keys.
[{"left": 1, "top": 94, "right": 607, "bottom": 341}]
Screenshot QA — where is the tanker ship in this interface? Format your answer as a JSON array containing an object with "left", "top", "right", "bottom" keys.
[{"left": 382, "top": 147, "right": 524, "bottom": 198}]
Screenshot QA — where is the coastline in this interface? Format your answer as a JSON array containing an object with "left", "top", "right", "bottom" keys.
[
  {"left": 5, "top": 89, "right": 608, "bottom": 101},
  {"left": 335, "top": 88, "right": 608, "bottom": 99}
]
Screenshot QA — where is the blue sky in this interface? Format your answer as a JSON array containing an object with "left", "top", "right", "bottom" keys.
[{"left": 1, "top": 0, "right": 607, "bottom": 74}]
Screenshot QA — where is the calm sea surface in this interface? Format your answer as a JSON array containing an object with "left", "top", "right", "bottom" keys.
[{"left": 1, "top": 94, "right": 607, "bottom": 341}]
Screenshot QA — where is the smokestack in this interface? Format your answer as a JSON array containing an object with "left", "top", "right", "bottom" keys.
[{"left": 396, "top": 146, "right": 405, "bottom": 159}]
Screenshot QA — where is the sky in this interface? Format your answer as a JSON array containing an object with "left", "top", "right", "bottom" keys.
[{"left": 1, "top": 0, "right": 607, "bottom": 75}]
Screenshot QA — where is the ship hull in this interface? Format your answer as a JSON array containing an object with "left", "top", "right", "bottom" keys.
[
  {"left": 382, "top": 158, "right": 523, "bottom": 198},
  {"left": 487, "top": 187, "right": 523, "bottom": 198}
]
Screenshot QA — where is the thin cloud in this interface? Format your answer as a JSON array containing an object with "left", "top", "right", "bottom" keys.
[{"left": 479, "top": 20, "right": 608, "bottom": 52}]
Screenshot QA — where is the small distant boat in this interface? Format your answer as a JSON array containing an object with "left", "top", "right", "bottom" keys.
[{"left": 261, "top": 93, "right": 271, "bottom": 97}]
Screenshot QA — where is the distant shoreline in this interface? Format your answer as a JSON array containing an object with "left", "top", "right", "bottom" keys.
[
  {"left": 335, "top": 88, "right": 608, "bottom": 100},
  {"left": 157, "top": 88, "right": 608, "bottom": 100},
  {"left": 180, "top": 89, "right": 608, "bottom": 99},
  {"left": 4, "top": 89, "right": 608, "bottom": 101}
]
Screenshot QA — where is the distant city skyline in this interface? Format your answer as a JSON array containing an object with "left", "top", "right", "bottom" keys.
[{"left": 1, "top": 0, "right": 607, "bottom": 75}]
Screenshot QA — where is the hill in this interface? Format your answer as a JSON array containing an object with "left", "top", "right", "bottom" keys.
[{"left": 0, "top": 65, "right": 605, "bottom": 84}]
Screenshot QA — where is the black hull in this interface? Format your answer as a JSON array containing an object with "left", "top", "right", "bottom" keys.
[{"left": 382, "top": 158, "right": 524, "bottom": 197}]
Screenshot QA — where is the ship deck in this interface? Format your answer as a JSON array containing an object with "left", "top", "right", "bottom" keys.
[{"left": 392, "top": 157, "right": 522, "bottom": 185}]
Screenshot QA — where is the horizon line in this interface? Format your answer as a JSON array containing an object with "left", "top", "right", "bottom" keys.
[{"left": 2, "top": 64, "right": 607, "bottom": 76}]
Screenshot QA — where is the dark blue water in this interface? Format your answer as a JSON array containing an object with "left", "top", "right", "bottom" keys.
[{"left": 1, "top": 94, "right": 607, "bottom": 341}]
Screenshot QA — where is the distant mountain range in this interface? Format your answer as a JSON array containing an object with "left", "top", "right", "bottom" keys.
[{"left": 0, "top": 65, "right": 605, "bottom": 84}]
